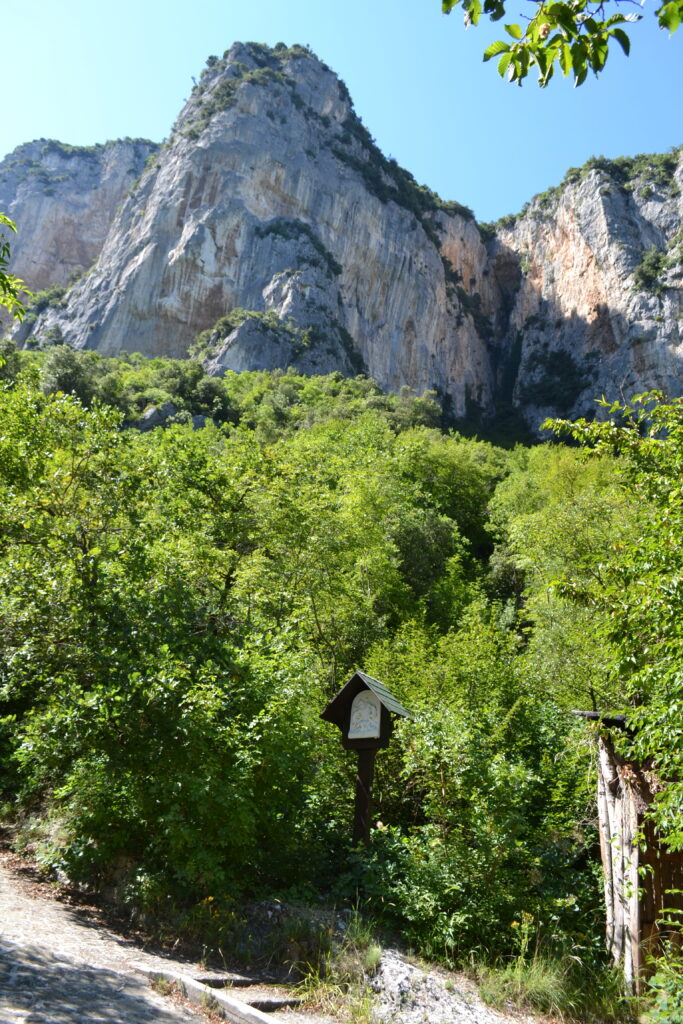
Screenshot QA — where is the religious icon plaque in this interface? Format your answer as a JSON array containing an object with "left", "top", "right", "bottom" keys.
[{"left": 348, "top": 691, "right": 381, "bottom": 740}]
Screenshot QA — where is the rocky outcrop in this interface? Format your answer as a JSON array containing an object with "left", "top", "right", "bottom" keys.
[
  {"left": 0, "top": 138, "right": 158, "bottom": 292},
  {"left": 2, "top": 42, "right": 682, "bottom": 431},
  {"left": 490, "top": 153, "right": 683, "bottom": 424},
  {"left": 14, "top": 43, "right": 493, "bottom": 418}
]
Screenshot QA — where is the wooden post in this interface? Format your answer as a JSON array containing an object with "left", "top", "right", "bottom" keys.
[
  {"left": 353, "top": 748, "right": 376, "bottom": 845},
  {"left": 594, "top": 730, "right": 683, "bottom": 993},
  {"left": 320, "top": 670, "right": 410, "bottom": 847}
]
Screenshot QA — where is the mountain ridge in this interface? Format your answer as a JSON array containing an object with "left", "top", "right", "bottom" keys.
[{"left": 2, "top": 41, "right": 682, "bottom": 432}]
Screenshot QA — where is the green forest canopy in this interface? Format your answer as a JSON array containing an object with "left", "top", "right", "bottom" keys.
[{"left": 0, "top": 345, "right": 682, "bottom": 1016}]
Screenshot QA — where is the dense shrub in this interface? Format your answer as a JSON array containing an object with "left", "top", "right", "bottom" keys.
[{"left": 2, "top": 360, "right": 671, "bottom": 1020}]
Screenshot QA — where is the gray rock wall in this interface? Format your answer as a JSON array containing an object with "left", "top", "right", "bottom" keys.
[
  {"left": 2, "top": 42, "right": 682, "bottom": 431},
  {"left": 493, "top": 156, "right": 683, "bottom": 423},
  {"left": 0, "top": 138, "right": 158, "bottom": 291}
]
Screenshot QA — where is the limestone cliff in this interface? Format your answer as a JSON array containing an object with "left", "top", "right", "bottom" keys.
[
  {"left": 489, "top": 152, "right": 683, "bottom": 424},
  {"left": 2, "top": 43, "right": 682, "bottom": 431},
  {"left": 19, "top": 43, "right": 492, "bottom": 417},
  {"left": 0, "top": 138, "right": 158, "bottom": 292}
]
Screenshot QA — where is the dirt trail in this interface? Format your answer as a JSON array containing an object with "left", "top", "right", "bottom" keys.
[
  {"left": 0, "top": 848, "right": 553, "bottom": 1024},
  {"left": 0, "top": 850, "right": 207, "bottom": 1024}
]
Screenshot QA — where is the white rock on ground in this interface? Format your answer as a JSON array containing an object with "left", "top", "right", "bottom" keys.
[{"left": 372, "top": 949, "right": 542, "bottom": 1024}]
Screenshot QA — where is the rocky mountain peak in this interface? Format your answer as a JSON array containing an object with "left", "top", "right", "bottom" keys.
[
  {"left": 13, "top": 41, "right": 491, "bottom": 418},
  {"left": 2, "top": 43, "right": 682, "bottom": 435},
  {"left": 173, "top": 42, "right": 352, "bottom": 140}
]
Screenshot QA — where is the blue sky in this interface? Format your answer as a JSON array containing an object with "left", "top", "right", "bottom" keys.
[{"left": 2, "top": 0, "right": 681, "bottom": 222}]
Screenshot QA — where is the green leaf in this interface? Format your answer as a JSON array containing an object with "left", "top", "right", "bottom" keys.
[
  {"left": 546, "top": 1, "right": 572, "bottom": 16},
  {"left": 657, "top": 0, "right": 683, "bottom": 32},
  {"left": 535, "top": 46, "right": 548, "bottom": 74},
  {"left": 560, "top": 41, "right": 573, "bottom": 74},
  {"left": 497, "top": 50, "right": 514, "bottom": 75},
  {"left": 484, "top": 0, "right": 507, "bottom": 20},
  {"left": 591, "top": 37, "right": 609, "bottom": 71},
  {"left": 505, "top": 22, "right": 523, "bottom": 38},
  {"left": 465, "top": 0, "right": 483, "bottom": 26},
  {"left": 546, "top": 1, "right": 577, "bottom": 35},
  {"left": 519, "top": 46, "right": 530, "bottom": 76},
  {"left": 484, "top": 38, "right": 511, "bottom": 60},
  {"left": 0, "top": 214, "right": 18, "bottom": 234},
  {"left": 571, "top": 38, "right": 588, "bottom": 76},
  {"left": 610, "top": 27, "right": 631, "bottom": 55}
]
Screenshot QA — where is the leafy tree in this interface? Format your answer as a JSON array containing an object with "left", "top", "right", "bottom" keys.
[
  {"left": 0, "top": 376, "right": 340, "bottom": 899},
  {"left": 350, "top": 608, "right": 601, "bottom": 962},
  {"left": 40, "top": 346, "right": 100, "bottom": 405},
  {"left": 442, "top": 0, "right": 682, "bottom": 86},
  {"left": 0, "top": 365, "right": 625, "bottom": 999},
  {"left": 0, "top": 339, "right": 23, "bottom": 381},
  {"left": 546, "top": 394, "right": 683, "bottom": 852},
  {"left": 487, "top": 443, "right": 640, "bottom": 709},
  {"left": 0, "top": 213, "right": 30, "bottom": 320},
  {"left": 544, "top": 394, "right": 683, "bottom": 1012}
]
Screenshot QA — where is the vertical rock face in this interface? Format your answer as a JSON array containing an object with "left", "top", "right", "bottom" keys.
[
  {"left": 490, "top": 153, "right": 683, "bottom": 423},
  {"left": 2, "top": 43, "right": 682, "bottom": 431},
  {"left": 0, "top": 138, "right": 158, "bottom": 291},
  {"left": 21, "top": 42, "right": 494, "bottom": 418}
]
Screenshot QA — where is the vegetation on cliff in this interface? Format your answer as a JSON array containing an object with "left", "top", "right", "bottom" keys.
[
  {"left": 485, "top": 145, "right": 682, "bottom": 233},
  {"left": 0, "top": 214, "right": 30, "bottom": 320}
]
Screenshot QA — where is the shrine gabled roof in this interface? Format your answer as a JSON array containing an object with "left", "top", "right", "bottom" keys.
[
  {"left": 321, "top": 669, "right": 411, "bottom": 725},
  {"left": 355, "top": 671, "right": 411, "bottom": 718}
]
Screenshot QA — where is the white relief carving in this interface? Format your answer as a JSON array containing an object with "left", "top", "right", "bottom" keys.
[{"left": 348, "top": 690, "right": 381, "bottom": 739}]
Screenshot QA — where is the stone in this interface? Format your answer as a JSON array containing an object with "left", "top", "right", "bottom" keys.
[
  {"left": 136, "top": 402, "right": 177, "bottom": 431},
  {"left": 137, "top": 406, "right": 165, "bottom": 431},
  {"left": 0, "top": 138, "right": 158, "bottom": 293},
  {"left": 2, "top": 43, "right": 682, "bottom": 432},
  {"left": 372, "top": 949, "right": 538, "bottom": 1024}
]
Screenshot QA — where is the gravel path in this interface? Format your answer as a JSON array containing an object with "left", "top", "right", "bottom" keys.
[
  {"left": 0, "top": 847, "right": 553, "bottom": 1024},
  {"left": 0, "top": 852, "right": 206, "bottom": 1024}
]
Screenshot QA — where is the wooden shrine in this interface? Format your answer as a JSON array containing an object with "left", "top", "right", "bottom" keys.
[{"left": 321, "top": 670, "right": 410, "bottom": 845}]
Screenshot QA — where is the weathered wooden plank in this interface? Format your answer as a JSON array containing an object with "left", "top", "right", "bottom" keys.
[{"left": 594, "top": 733, "right": 683, "bottom": 992}]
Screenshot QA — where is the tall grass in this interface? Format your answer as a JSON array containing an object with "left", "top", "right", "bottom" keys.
[
  {"left": 296, "top": 910, "right": 381, "bottom": 1024},
  {"left": 479, "top": 955, "right": 639, "bottom": 1022},
  {"left": 477, "top": 913, "right": 639, "bottom": 1022}
]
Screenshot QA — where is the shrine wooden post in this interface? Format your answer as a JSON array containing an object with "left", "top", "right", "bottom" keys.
[{"left": 321, "top": 670, "right": 410, "bottom": 845}]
